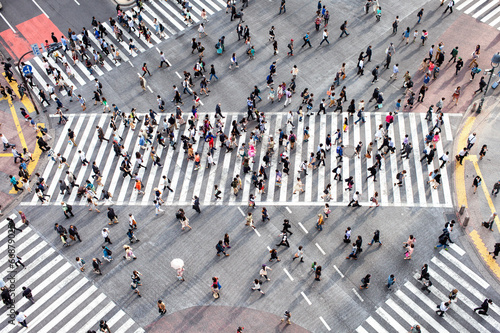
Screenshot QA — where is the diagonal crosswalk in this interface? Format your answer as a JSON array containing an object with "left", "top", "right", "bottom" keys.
[
  {"left": 18, "top": 0, "right": 224, "bottom": 98},
  {"left": 356, "top": 244, "right": 500, "bottom": 333},
  {"left": 22, "top": 111, "right": 459, "bottom": 207},
  {"left": 0, "top": 214, "right": 144, "bottom": 333}
]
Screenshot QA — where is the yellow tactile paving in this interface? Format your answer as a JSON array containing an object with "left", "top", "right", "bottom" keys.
[
  {"left": 470, "top": 155, "right": 500, "bottom": 231},
  {"left": 470, "top": 229, "right": 500, "bottom": 279},
  {"left": 455, "top": 117, "right": 476, "bottom": 208}
]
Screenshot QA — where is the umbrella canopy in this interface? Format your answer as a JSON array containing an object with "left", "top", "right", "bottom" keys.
[{"left": 170, "top": 258, "right": 184, "bottom": 270}]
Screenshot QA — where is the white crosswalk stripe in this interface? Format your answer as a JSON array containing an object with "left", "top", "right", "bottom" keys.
[
  {"left": 0, "top": 216, "right": 143, "bottom": 333},
  {"left": 23, "top": 112, "right": 460, "bottom": 207},
  {"left": 24, "top": 0, "right": 224, "bottom": 92},
  {"left": 455, "top": 0, "right": 500, "bottom": 30},
  {"left": 356, "top": 245, "right": 500, "bottom": 332}
]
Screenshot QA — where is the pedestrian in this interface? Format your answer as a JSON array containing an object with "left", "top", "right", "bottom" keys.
[
  {"left": 473, "top": 299, "right": 493, "bottom": 315},
  {"left": 123, "top": 245, "right": 137, "bottom": 260},
  {"left": 452, "top": 86, "right": 461, "bottom": 105},
  {"left": 211, "top": 277, "right": 221, "bottom": 298},
  {"left": 192, "top": 196, "right": 201, "bottom": 213},
  {"left": 394, "top": 170, "right": 407, "bottom": 187},
  {"left": 107, "top": 207, "right": 119, "bottom": 225},
  {"left": 69, "top": 225, "right": 81, "bottom": 242},
  {"left": 269, "top": 248, "right": 281, "bottom": 262},
  {"left": 448, "top": 289, "right": 459, "bottom": 303},
  {"left": 131, "top": 279, "right": 141, "bottom": 297},
  {"left": 483, "top": 212, "right": 497, "bottom": 231},
  {"left": 339, "top": 21, "right": 349, "bottom": 37},
  {"left": 22, "top": 286, "right": 35, "bottom": 303},
  {"left": 418, "top": 264, "right": 430, "bottom": 281},
  {"left": 387, "top": 274, "right": 396, "bottom": 290},
  {"left": 223, "top": 233, "right": 231, "bottom": 249},
  {"left": 316, "top": 214, "right": 325, "bottom": 231},
  {"left": 7, "top": 218, "right": 22, "bottom": 233},
  {"left": 102, "top": 228, "right": 112, "bottom": 244},
  {"left": 15, "top": 311, "right": 28, "bottom": 328},
  {"left": 280, "top": 310, "right": 291, "bottom": 325},
  {"left": 435, "top": 301, "right": 450, "bottom": 317},
  {"left": 434, "top": 232, "right": 450, "bottom": 250},
  {"left": 276, "top": 233, "right": 290, "bottom": 247},
  {"left": 404, "top": 244, "right": 414, "bottom": 260},
  {"left": 301, "top": 31, "right": 312, "bottom": 48},
  {"left": 127, "top": 228, "right": 140, "bottom": 242},
  {"left": 360, "top": 274, "right": 371, "bottom": 289},
  {"left": 368, "top": 230, "right": 382, "bottom": 245},
  {"left": 102, "top": 245, "right": 113, "bottom": 262},
  {"left": 348, "top": 191, "right": 361, "bottom": 207},
  {"left": 489, "top": 242, "right": 500, "bottom": 259},
  {"left": 216, "top": 240, "right": 229, "bottom": 256},
  {"left": 92, "top": 258, "right": 102, "bottom": 275},
  {"left": 443, "top": 0, "right": 455, "bottom": 14},
  {"left": 99, "top": 320, "right": 111, "bottom": 332},
  {"left": 282, "top": 219, "right": 293, "bottom": 235},
  {"left": 492, "top": 181, "right": 500, "bottom": 197},
  {"left": 292, "top": 246, "right": 304, "bottom": 262},
  {"left": 260, "top": 264, "right": 272, "bottom": 281},
  {"left": 472, "top": 175, "right": 481, "bottom": 194},
  {"left": 245, "top": 212, "right": 256, "bottom": 229},
  {"left": 61, "top": 201, "right": 74, "bottom": 218},
  {"left": 479, "top": 145, "right": 488, "bottom": 160},
  {"left": 467, "top": 132, "right": 477, "bottom": 150},
  {"left": 314, "top": 265, "right": 322, "bottom": 281},
  {"left": 76, "top": 257, "right": 86, "bottom": 272},
  {"left": 344, "top": 227, "right": 352, "bottom": 243}
]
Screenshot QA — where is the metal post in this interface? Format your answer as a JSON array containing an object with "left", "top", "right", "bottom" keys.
[{"left": 16, "top": 50, "right": 40, "bottom": 115}]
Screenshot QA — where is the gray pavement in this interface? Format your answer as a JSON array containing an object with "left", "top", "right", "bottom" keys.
[{"left": 1, "top": 0, "right": 500, "bottom": 332}]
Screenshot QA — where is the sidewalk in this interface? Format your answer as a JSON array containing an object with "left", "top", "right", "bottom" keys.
[
  {"left": 454, "top": 96, "right": 500, "bottom": 280},
  {"left": 0, "top": 75, "right": 45, "bottom": 211}
]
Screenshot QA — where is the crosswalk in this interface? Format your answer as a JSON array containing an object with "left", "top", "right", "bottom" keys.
[
  {"left": 0, "top": 214, "right": 144, "bottom": 333},
  {"left": 455, "top": 0, "right": 500, "bottom": 29},
  {"left": 21, "top": 111, "right": 460, "bottom": 207},
  {"left": 355, "top": 243, "right": 500, "bottom": 333},
  {"left": 19, "top": 0, "right": 225, "bottom": 95}
]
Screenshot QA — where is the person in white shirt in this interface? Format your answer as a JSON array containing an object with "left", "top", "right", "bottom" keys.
[
  {"left": 16, "top": 311, "right": 28, "bottom": 328},
  {"left": 390, "top": 64, "right": 399, "bottom": 79},
  {"left": 439, "top": 151, "right": 449, "bottom": 168},
  {"left": 78, "top": 150, "right": 89, "bottom": 166},
  {"left": 102, "top": 228, "right": 112, "bottom": 244}
]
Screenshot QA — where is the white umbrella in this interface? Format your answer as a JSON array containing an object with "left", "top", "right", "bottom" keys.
[{"left": 170, "top": 258, "right": 184, "bottom": 270}]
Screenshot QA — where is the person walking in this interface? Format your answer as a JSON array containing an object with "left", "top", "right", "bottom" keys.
[
  {"left": 489, "top": 242, "right": 500, "bottom": 259},
  {"left": 251, "top": 279, "right": 266, "bottom": 295},
  {"left": 92, "top": 258, "right": 102, "bottom": 275},
  {"left": 216, "top": 240, "right": 229, "bottom": 257},
  {"left": 107, "top": 207, "right": 119, "bottom": 225},
  {"left": 316, "top": 213, "right": 325, "bottom": 231},
  {"left": 339, "top": 21, "right": 349, "bottom": 38},
  {"left": 443, "top": 0, "right": 455, "bottom": 14},
  {"left": 436, "top": 301, "right": 450, "bottom": 316},
  {"left": 492, "top": 181, "right": 500, "bottom": 197},
  {"left": 192, "top": 196, "right": 201, "bottom": 213},
  {"left": 314, "top": 265, "right": 322, "bottom": 281},
  {"left": 22, "top": 286, "right": 35, "bottom": 303},
  {"left": 123, "top": 245, "right": 137, "bottom": 260},
  {"left": 7, "top": 218, "right": 22, "bottom": 233},
  {"left": 418, "top": 264, "right": 430, "bottom": 281},
  {"left": 245, "top": 212, "right": 256, "bottom": 229},
  {"left": 387, "top": 274, "right": 396, "bottom": 290},
  {"left": 292, "top": 246, "right": 304, "bottom": 262},
  {"left": 368, "top": 230, "right": 382, "bottom": 245},
  {"left": 61, "top": 201, "right": 74, "bottom": 218},
  {"left": 435, "top": 232, "right": 450, "bottom": 250},
  {"left": 276, "top": 233, "right": 290, "bottom": 248},
  {"left": 15, "top": 311, "right": 28, "bottom": 328},
  {"left": 472, "top": 175, "right": 482, "bottom": 194},
  {"left": 269, "top": 248, "right": 281, "bottom": 262},
  {"left": 68, "top": 225, "right": 81, "bottom": 242},
  {"left": 360, "top": 274, "right": 371, "bottom": 289},
  {"left": 280, "top": 310, "right": 292, "bottom": 325},
  {"left": 102, "top": 245, "right": 113, "bottom": 262},
  {"left": 474, "top": 299, "right": 493, "bottom": 315},
  {"left": 211, "top": 277, "right": 221, "bottom": 298},
  {"left": 102, "top": 228, "right": 112, "bottom": 244},
  {"left": 158, "top": 300, "right": 167, "bottom": 315},
  {"left": 301, "top": 32, "right": 312, "bottom": 48}
]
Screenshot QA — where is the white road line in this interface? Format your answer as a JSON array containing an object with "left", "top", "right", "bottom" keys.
[
  {"left": 319, "top": 316, "right": 331, "bottom": 331},
  {"left": 283, "top": 268, "right": 294, "bottom": 281},
  {"left": 433, "top": 115, "right": 452, "bottom": 207},
  {"left": 267, "top": 246, "right": 271, "bottom": 251},
  {"left": 38, "top": 286, "right": 99, "bottom": 333},
  {"left": 385, "top": 299, "right": 429, "bottom": 333},
  {"left": 0, "top": 14, "right": 16, "bottom": 33},
  {"left": 74, "top": 0, "right": 80, "bottom": 4},
  {"left": 32, "top": 0, "right": 49, "bottom": 17},
  {"left": 253, "top": 228, "right": 261, "bottom": 237},
  {"left": 292, "top": 115, "right": 304, "bottom": 203},
  {"left": 405, "top": 282, "right": 468, "bottom": 332},
  {"left": 107, "top": 309, "right": 126, "bottom": 329},
  {"left": 237, "top": 207, "right": 245, "bottom": 216},
  {"left": 147, "top": 85, "right": 153, "bottom": 93},
  {"left": 448, "top": 243, "right": 465, "bottom": 256},
  {"left": 366, "top": 317, "right": 386, "bottom": 332},
  {"left": 409, "top": 113, "right": 427, "bottom": 206},
  {"left": 387, "top": 121, "right": 400, "bottom": 206},
  {"left": 353, "top": 117, "right": 362, "bottom": 195},
  {"left": 457, "top": 0, "right": 475, "bottom": 10},
  {"left": 114, "top": 318, "right": 135, "bottom": 333},
  {"left": 315, "top": 242, "right": 326, "bottom": 255},
  {"left": 375, "top": 115, "right": 388, "bottom": 205},
  {"left": 13, "top": 253, "right": 60, "bottom": 295},
  {"left": 411, "top": 274, "right": 491, "bottom": 333},
  {"left": 442, "top": 114, "right": 453, "bottom": 141},
  {"left": 481, "top": 4, "right": 500, "bottom": 22},
  {"left": 465, "top": 0, "right": 488, "bottom": 14},
  {"left": 152, "top": 0, "right": 187, "bottom": 31},
  {"left": 298, "top": 222, "right": 308, "bottom": 233},
  {"left": 333, "top": 265, "right": 344, "bottom": 278},
  {"left": 473, "top": 0, "right": 498, "bottom": 18},
  {"left": 398, "top": 114, "right": 413, "bottom": 206},
  {"left": 158, "top": 0, "right": 191, "bottom": 29},
  {"left": 352, "top": 288, "right": 364, "bottom": 302},
  {"left": 317, "top": 114, "right": 326, "bottom": 201},
  {"left": 75, "top": 302, "right": 117, "bottom": 333},
  {"left": 285, "top": 206, "right": 292, "bottom": 213},
  {"left": 305, "top": 116, "right": 315, "bottom": 202},
  {"left": 376, "top": 308, "right": 406, "bottom": 333},
  {"left": 132, "top": 6, "right": 162, "bottom": 44},
  {"left": 356, "top": 327, "right": 369, "bottom": 333},
  {"left": 440, "top": 250, "right": 489, "bottom": 288},
  {"left": 395, "top": 290, "right": 450, "bottom": 333},
  {"left": 424, "top": 270, "right": 500, "bottom": 329},
  {"left": 419, "top": 113, "right": 439, "bottom": 205},
  {"left": 300, "top": 291, "right": 312, "bottom": 305},
  {"left": 0, "top": 233, "right": 38, "bottom": 267}
]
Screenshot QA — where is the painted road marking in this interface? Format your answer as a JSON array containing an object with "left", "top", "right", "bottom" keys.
[
  {"left": 352, "top": 288, "right": 364, "bottom": 302},
  {"left": 448, "top": 243, "right": 465, "bottom": 256},
  {"left": 470, "top": 230, "right": 500, "bottom": 279},
  {"left": 366, "top": 317, "right": 386, "bottom": 332},
  {"left": 333, "top": 265, "right": 344, "bottom": 278},
  {"left": 385, "top": 299, "right": 429, "bottom": 333},
  {"left": 298, "top": 222, "right": 308, "bottom": 233},
  {"left": 237, "top": 207, "right": 245, "bottom": 216},
  {"left": 315, "top": 243, "right": 326, "bottom": 255},
  {"left": 456, "top": 117, "right": 475, "bottom": 208},
  {"left": 300, "top": 291, "right": 312, "bottom": 305},
  {"left": 283, "top": 268, "right": 294, "bottom": 281},
  {"left": 266, "top": 246, "right": 271, "bottom": 251},
  {"left": 253, "top": 228, "right": 261, "bottom": 237},
  {"left": 175, "top": 71, "right": 182, "bottom": 78},
  {"left": 286, "top": 206, "right": 292, "bottom": 213},
  {"left": 319, "top": 317, "right": 331, "bottom": 331},
  {"left": 32, "top": 0, "right": 49, "bottom": 18},
  {"left": 0, "top": 14, "right": 15, "bottom": 33}
]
